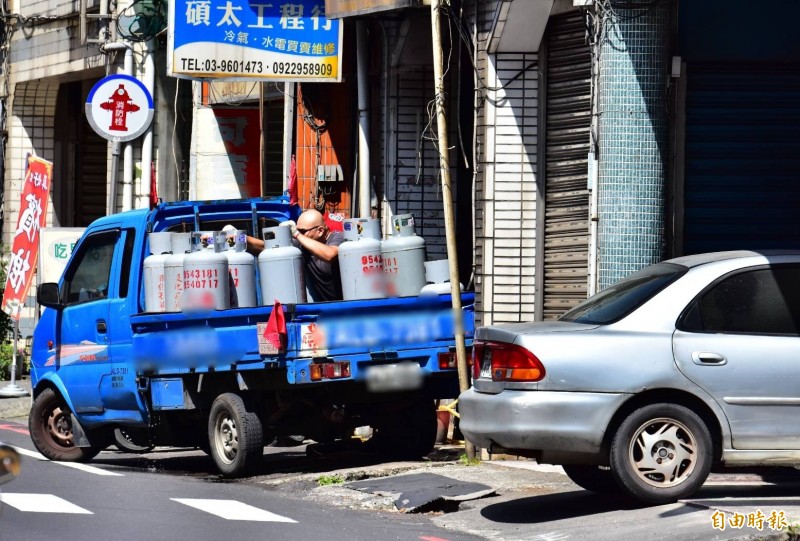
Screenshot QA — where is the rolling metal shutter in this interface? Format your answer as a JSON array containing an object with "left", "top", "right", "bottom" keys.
[
  {"left": 683, "top": 63, "right": 800, "bottom": 254},
  {"left": 541, "top": 12, "right": 592, "bottom": 319}
]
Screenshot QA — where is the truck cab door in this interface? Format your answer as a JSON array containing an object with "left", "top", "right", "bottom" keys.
[{"left": 55, "top": 229, "right": 119, "bottom": 413}]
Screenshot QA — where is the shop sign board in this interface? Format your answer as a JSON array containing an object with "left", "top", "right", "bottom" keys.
[
  {"left": 38, "top": 228, "right": 86, "bottom": 284},
  {"left": 168, "top": 0, "right": 342, "bottom": 82}
]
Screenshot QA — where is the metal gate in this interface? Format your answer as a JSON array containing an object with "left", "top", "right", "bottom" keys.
[
  {"left": 541, "top": 12, "right": 592, "bottom": 319},
  {"left": 683, "top": 63, "right": 800, "bottom": 254}
]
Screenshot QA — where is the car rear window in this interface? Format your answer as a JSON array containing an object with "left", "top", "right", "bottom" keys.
[{"left": 559, "top": 262, "right": 687, "bottom": 324}]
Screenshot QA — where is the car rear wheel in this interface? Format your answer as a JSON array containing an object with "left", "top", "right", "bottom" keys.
[
  {"left": 29, "top": 388, "right": 103, "bottom": 462},
  {"left": 610, "top": 403, "right": 712, "bottom": 504},
  {"left": 562, "top": 465, "right": 621, "bottom": 494}
]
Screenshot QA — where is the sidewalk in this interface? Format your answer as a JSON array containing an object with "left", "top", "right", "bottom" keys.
[{"left": 0, "top": 376, "right": 32, "bottom": 419}]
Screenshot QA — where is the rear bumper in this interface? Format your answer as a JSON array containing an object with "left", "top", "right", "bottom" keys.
[{"left": 458, "top": 388, "right": 629, "bottom": 457}]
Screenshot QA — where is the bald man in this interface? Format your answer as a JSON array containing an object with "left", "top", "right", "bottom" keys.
[{"left": 248, "top": 209, "right": 344, "bottom": 302}]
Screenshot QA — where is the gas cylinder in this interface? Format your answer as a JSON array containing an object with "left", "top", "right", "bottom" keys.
[
  {"left": 420, "top": 259, "right": 464, "bottom": 296},
  {"left": 143, "top": 232, "right": 172, "bottom": 312},
  {"left": 258, "top": 225, "right": 306, "bottom": 305},
  {"left": 164, "top": 232, "right": 192, "bottom": 312},
  {"left": 223, "top": 230, "right": 257, "bottom": 308},
  {"left": 181, "top": 232, "right": 230, "bottom": 311},
  {"left": 381, "top": 214, "right": 426, "bottom": 297},
  {"left": 339, "top": 218, "right": 386, "bottom": 300}
]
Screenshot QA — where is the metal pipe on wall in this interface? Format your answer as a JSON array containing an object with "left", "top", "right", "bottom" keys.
[
  {"left": 138, "top": 39, "right": 155, "bottom": 209},
  {"left": 356, "top": 20, "right": 371, "bottom": 218}
]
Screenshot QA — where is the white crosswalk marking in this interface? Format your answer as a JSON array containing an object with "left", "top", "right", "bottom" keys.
[
  {"left": 171, "top": 498, "right": 297, "bottom": 523},
  {"left": 0, "top": 493, "right": 93, "bottom": 514},
  {"left": 12, "top": 446, "right": 123, "bottom": 476}
]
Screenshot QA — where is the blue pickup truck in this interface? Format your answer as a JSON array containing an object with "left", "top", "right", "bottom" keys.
[{"left": 28, "top": 197, "right": 473, "bottom": 476}]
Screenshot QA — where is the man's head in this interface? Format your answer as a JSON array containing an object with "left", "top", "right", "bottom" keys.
[{"left": 296, "top": 209, "right": 328, "bottom": 241}]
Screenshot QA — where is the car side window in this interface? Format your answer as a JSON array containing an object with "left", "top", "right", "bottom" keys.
[
  {"left": 684, "top": 265, "right": 800, "bottom": 335},
  {"left": 63, "top": 231, "right": 119, "bottom": 305}
]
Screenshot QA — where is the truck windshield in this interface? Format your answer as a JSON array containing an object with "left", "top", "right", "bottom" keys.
[{"left": 559, "top": 262, "right": 687, "bottom": 325}]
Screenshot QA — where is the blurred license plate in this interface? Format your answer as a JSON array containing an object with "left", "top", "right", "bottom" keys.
[{"left": 365, "top": 363, "right": 423, "bottom": 392}]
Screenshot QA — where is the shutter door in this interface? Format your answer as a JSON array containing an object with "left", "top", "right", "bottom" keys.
[
  {"left": 683, "top": 63, "right": 800, "bottom": 254},
  {"left": 542, "top": 12, "right": 592, "bottom": 319}
]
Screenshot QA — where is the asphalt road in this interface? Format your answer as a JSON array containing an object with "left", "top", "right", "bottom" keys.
[
  {"left": 2, "top": 415, "right": 800, "bottom": 541},
  {"left": 0, "top": 420, "right": 482, "bottom": 541}
]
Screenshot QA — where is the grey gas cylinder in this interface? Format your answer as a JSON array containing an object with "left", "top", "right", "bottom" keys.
[
  {"left": 339, "top": 218, "right": 386, "bottom": 300},
  {"left": 181, "top": 232, "right": 230, "bottom": 311},
  {"left": 381, "top": 214, "right": 426, "bottom": 297},
  {"left": 143, "top": 232, "right": 172, "bottom": 312},
  {"left": 258, "top": 225, "right": 306, "bottom": 305},
  {"left": 223, "top": 230, "right": 257, "bottom": 308},
  {"left": 420, "top": 259, "right": 464, "bottom": 296},
  {"left": 164, "top": 232, "right": 192, "bottom": 312}
]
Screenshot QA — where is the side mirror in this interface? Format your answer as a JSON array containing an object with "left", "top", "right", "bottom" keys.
[
  {"left": 37, "top": 282, "right": 63, "bottom": 309},
  {"left": 0, "top": 444, "right": 20, "bottom": 486}
]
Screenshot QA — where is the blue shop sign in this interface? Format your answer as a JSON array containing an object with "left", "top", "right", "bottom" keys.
[{"left": 168, "top": 0, "right": 342, "bottom": 81}]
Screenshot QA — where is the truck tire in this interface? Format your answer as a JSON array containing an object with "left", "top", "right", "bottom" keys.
[
  {"left": 113, "top": 428, "right": 154, "bottom": 454},
  {"left": 207, "top": 393, "right": 264, "bottom": 477},
  {"left": 29, "top": 388, "right": 102, "bottom": 462},
  {"left": 370, "top": 398, "right": 437, "bottom": 459}
]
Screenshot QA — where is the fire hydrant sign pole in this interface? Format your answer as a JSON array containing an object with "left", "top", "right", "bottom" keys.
[
  {"left": 85, "top": 74, "right": 154, "bottom": 215},
  {"left": 430, "top": 0, "right": 475, "bottom": 459}
]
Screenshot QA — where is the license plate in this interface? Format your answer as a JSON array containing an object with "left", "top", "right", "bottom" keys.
[
  {"left": 479, "top": 350, "right": 492, "bottom": 379},
  {"left": 365, "top": 362, "right": 423, "bottom": 393}
]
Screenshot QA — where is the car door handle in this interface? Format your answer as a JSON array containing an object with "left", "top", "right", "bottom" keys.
[
  {"left": 96, "top": 320, "right": 107, "bottom": 334},
  {"left": 691, "top": 351, "right": 727, "bottom": 365}
]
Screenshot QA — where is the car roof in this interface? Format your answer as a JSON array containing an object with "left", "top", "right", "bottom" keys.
[{"left": 665, "top": 250, "right": 800, "bottom": 268}]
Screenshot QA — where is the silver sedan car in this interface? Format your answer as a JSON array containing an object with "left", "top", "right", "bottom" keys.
[{"left": 459, "top": 250, "right": 800, "bottom": 504}]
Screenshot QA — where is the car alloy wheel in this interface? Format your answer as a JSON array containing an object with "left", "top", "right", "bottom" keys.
[{"left": 610, "top": 403, "right": 712, "bottom": 504}]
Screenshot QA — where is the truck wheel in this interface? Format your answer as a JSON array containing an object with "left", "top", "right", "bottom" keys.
[
  {"left": 113, "top": 428, "right": 154, "bottom": 454},
  {"left": 562, "top": 465, "right": 621, "bottom": 494},
  {"left": 207, "top": 393, "right": 263, "bottom": 477},
  {"left": 610, "top": 403, "right": 712, "bottom": 504},
  {"left": 29, "top": 388, "right": 102, "bottom": 462},
  {"left": 370, "top": 399, "right": 437, "bottom": 459}
]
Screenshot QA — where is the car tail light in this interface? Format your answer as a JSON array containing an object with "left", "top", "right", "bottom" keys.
[{"left": 473, "top": 340, "right": 545, "bottom": 382}]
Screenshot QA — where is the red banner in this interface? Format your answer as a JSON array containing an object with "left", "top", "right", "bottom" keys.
[{"left": 2, "top": 155, "right": 52, "bottom": 320}]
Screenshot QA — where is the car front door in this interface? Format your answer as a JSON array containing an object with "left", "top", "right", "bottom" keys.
[
  {"left": 54, "top": 229, "right": 119, "bottom": 413},
  {"left": 673, "top": 263, "right": 800, "bottom": 450}
]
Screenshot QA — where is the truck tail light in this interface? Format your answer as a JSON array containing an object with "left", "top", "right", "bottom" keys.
[
  {"left": 473, "top": 340, "right": 545, "bottom": 382},
  {"left": 437, "top": 349, "right": 471, "bottom": 370},
  {"left": 310, "top": 361, "right": 351, "bottom": 381}
]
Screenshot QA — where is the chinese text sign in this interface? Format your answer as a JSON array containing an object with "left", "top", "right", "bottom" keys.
[
  {"left": 2, "top": 156, "right": 53, "bottom": 319},
  {"left": 168, "top": 0, "right": 342, "bottom": 82}
]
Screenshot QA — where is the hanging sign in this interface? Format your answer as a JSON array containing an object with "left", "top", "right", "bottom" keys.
[
  {"left": 2, "top": 155, "right": 53, "bottom": 320},
  {"left": 167, "top": 0, "right": 342, "bottom": 82},
  {"left": 38, "top": 227, "right": 86, "bottom": 284},
  {"left": 85, "top": 74, "right": 155, "bottom": 142}
]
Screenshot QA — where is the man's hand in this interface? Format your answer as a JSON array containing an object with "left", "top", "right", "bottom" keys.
[{"left": 280, "top": 220, "right": 299, "bottom": 239}]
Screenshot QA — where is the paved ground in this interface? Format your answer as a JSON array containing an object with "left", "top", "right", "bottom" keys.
[{"left": 0, "top": 376, "right": 31, "bottom": 419}]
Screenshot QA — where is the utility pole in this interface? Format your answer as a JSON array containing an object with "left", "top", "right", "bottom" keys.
[{"left": 429, "top": 0, "right": 475, "bottom": 460}]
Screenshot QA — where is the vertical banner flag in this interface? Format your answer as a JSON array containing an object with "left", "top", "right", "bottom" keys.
[{"left": 2, "top": 155, "right": 53, "bottom": 319}]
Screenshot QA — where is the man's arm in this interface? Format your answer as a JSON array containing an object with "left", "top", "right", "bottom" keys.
[{"left": 294, "top": 233, "right": 339, "bottom": 262}]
